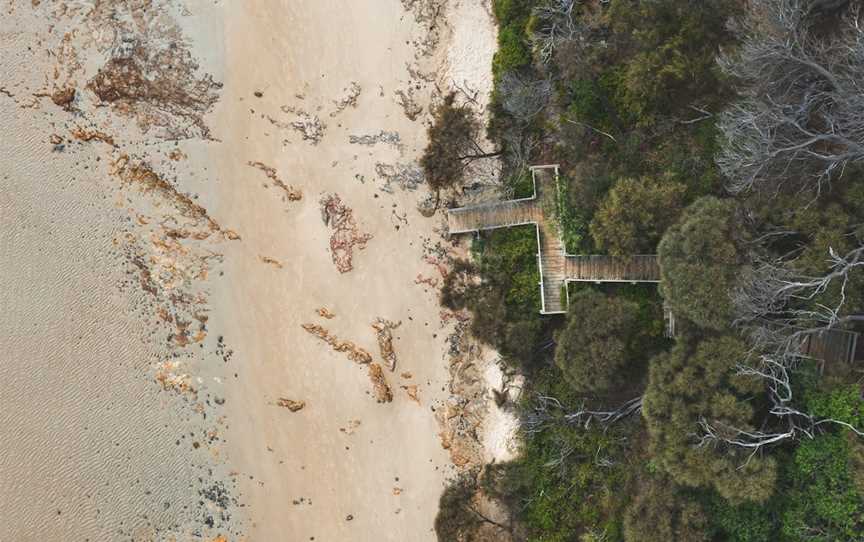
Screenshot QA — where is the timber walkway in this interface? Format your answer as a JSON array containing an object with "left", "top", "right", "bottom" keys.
[
  {"left": 445, "top": 165, "right": 859, "bottom": 364},
  {"left": 446, "top": 165, "right": 659, "bottom": 314}
]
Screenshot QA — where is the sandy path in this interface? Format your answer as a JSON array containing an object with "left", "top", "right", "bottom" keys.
[{"left": 209, "top": 1, "right": 460, "bottom": 539}]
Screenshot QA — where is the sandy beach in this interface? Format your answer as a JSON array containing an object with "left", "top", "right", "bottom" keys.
[
  {"left": 210, "top": 1, "right": 499, "bottom": 539},
  {"left": 1, "top": 0, "right": 501, "bottom": 540}
]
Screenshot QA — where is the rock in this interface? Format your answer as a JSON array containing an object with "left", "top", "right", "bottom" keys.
[
  {"left": 277, "top": 398, "right": 306, "bottom": 412},
  {"left": 51, "top": 87, "right": 75, "bottom": 110},
  {"left": 371, "top": 317, "right": 401, "bottom": 371},
  {"left": 247, "top": 161, "right": 302, "bottom": 201},
  {"left": 318, "top": 193, "right": 373, "bottom": 273},
  {"left": 316, "top": 307, "right": 336, "bottom": 319},
  {"left": 416, "top": 193, "right": 437, "bottom": 217},
  {"left": 301, "top": 323, "right": 373, "bottom": 364},
  {"left": 367, "top": 363, "right": 393, "bottom": 403},
  {"left": 401, "top": 384, "right": 420, "bottom": 404}
]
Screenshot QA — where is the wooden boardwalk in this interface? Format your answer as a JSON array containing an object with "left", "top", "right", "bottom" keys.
[
  {"left": 800, "top": 327, "right": 859, "bottom": 365},
  {"left": 447, "top": 198, "right": 541, "bottom": 234},
  {"left": 447, "top": 165, "right": 659, "bottom": 314},
  {"left": 446, "top": 165, "right": 858, "bottom": 363}
]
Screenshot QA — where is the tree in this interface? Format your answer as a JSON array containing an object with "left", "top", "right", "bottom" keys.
[
  {"left": 642, "top": 336, "right": 778, "bottom": 503},
  {"left": 435, "top": 470, "right": 514, "bottom": 542},
  {"left": 529, "top": 0, "right": 585, "bottom": 65},
  {"left": 590, "top": 176, "right": 687, "bottom": 256},
  {"left": 421, "top": 93, "right": 500, "bottom": 203},
  {"left": 780, "top": 432, "right": 864, "bottom": 541},
  {"left": 441, "top": 259, "right": 479, "bottom": 312},
  {"left": 606, "top": 0, "right": 736, "bottom": 123},
  {"left": 717, "top": 0, "right": 864, "bottom": 195},
  {"left": 623, "top": 477, "right": 710, "bottom": 542},
  {"left": 658, "top": 196, "right": 745, "bottom": 331},
  {"left": 554, "top": 289, "right": 640, "bottom": 395}
]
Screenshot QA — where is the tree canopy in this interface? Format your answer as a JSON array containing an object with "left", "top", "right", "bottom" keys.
[
  {"left": 643, "top": 336, "right": 777, "bottom": 503},
  {"left": 554, "top": 288, "right": 640, "bottom": 395},
  {"left": 623, "top": 477, "right": 709, "bottom": 542},
  {"left": 421, "top": 93, "right": 498, "bottom": 199},
  {"left": 590, "top": 176, "right": 687, "bottom": 256},
  {"left": 658, "top": 196, "right": 745, "bottom": 330}
]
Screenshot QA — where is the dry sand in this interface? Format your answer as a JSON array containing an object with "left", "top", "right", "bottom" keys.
[
  {"left": 210, "top": 1, "right": 497, "bottom": 539},
  {"left": 0, "top": 0, "right": 502, "bottom": 540}
]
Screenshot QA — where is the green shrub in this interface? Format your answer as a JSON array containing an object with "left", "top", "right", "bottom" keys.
[
  {"left": 658, "top": 197, "right": 745, "bottom": 331},
  {"left": 493, "top": 24, "right": 532, "bottom": 77}
]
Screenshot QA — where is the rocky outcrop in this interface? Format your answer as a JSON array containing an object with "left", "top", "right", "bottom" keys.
[
  {"left": 371, "top": 318, "right": 401, "bottom": 371},
  {"left": 300, "top": 323, "right": 373, "bottom": 365},
  {"left": 367, "top": 363, "right": 393, "bottom": 403}
]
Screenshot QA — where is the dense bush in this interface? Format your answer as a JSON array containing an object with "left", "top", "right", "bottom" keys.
[
  {"left": 623, "top": 477, "right": 709, "bottom": 542},
  {"left": 590, "top": 176, "right": 687, "bottom": 256},
  {"left": 643, "top": 336, "right": 777, "bottom": 502},
  {"left": 438, "top": 1, "right": 864, "bottom": 541},
  {"left": 658, "top": 197, "right": 745, "bottom": 331},
  {"left": 554, "top": 289, "right": 640, "bottom": 395}
]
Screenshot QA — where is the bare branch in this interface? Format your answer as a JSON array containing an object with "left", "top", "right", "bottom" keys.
[{"left": 718, "top": 0, "right": 864, "bottom": 195}]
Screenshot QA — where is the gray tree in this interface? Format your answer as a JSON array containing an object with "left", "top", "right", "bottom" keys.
[{"left": 717, "top": 0, "right": 864, "bottom": 195}]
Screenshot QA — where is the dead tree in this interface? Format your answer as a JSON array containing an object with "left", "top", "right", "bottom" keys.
[
  {"left": 717, "top": 0, "right": 864, "bottom": 195},
  {"left": 530, "top": 0, "right": 585, "bottom": 65},
  {"left": 697, "top": 354, "right": 864, "bottom": 456},
  {"left": 525, "top": 394, "right": 643, "bottom": 434},
  {"left": 497, "top": 71, "right": 552, "bottom": 123},
  {"left": 734, "top": 244, "right": 864, "bottom": 357}
]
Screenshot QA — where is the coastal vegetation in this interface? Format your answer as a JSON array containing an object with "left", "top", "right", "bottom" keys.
[{"left": 432, "top": 0, "right": 864, "bottom": 540}]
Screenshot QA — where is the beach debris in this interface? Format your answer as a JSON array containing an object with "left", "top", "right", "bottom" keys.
[
  {"left": 394, "top": 88, "right": 422, "bottom": 120},
  {"left": 319, "top": 193, "right": 373, "bottom": 273},
  {"left": 70, "top": 126, "right": 116, "bottom": 146},
  {"left": 259, "top": 255, "right": 283, "bottom": 269},
  {"left": 49, "top": 134, "right": 63, "bottom": 145},
  {"left": 372, "top": 317, "right": 402, "bottom": 371},
  {"left": 392, "top": 487, "right": 403, "bottom": 496},
  {"left": 86, "top": 27, "right": 221, "bottom": 139},
  {"left": 339, "top": 419, "right": 362, "bottom": 435},
  {"left": 168, "top": 148, "right": 187, "bottom": 161},
  {"left": 330, "top": 81, "right": 362, "bottom": 117},
  {"left": 277, "top": 398, "right": 306, "bottom": 412},
  {"left": 401, "top": 384, "right": 420, "bottom": 404},
  {"left": 280, "top": 105, "right": 326, "bottom": 144},
  {"left": 247, "top": 161, "right": 302, "bottom": 201},
  {"left": 401, "top": 371, "right": 413, "bottom": 379},
  {"left": 348, "top": 130, "right": 401, "bottom": 148},
  {"left": 317, "top": 307, "right": 336, "bottom": 319},
  {"left": 424, "top": 254, "right": 451, "bottom": 279},
  {"left": 368, "top": 363, "right": 393, "bottom": 403},
  {"left": 254, "top": 91, "right": 263, "bottom": 98},
  {"left": 112, "top": 155, "right": 237, "bottom": 240},
  {"left": 155, "top": 360, "right": 194, "bottom": 394},
  {"left": 375, "top": 162, "right": 424, "bottom": 192},
  {"left": 415, "top": 273, "right": 439, "bottom": 287},
  {"left": 301, "top": 323, "right": 373, "bottom": 364}
]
